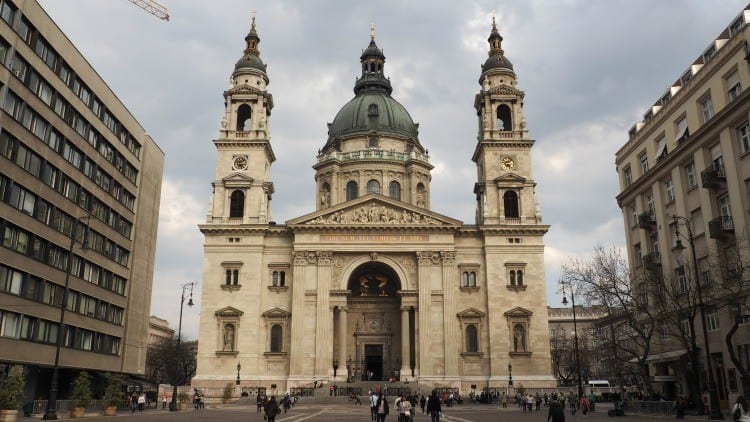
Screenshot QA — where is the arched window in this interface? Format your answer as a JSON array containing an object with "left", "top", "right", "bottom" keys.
[
  {"left": 225, "top": 270, "right": 231, "bottom": 286},
  {"left": 272, "top": 271, "right": 280, "bottom": 287},
  {"left": 517, "top": 270, "right": 523, "bottom": 286},
  {"left": 270, "top": 324, "right": 283, "bottom": 352},
  {"left": 232, "top": 269, "right": 239, "bottom": 285},
  {"left": 279, "top": 271, "right": 285, "bottom": 287},
  {"left": 510, "top": 270, "right": 516, "bottom": 286},
  {"left": 367, "top": 179, "right": 380, "bottom": 195},
  {"left": 503, "top": 191, "right": 519, "bottom": 218},
  {"left": 236, "top": 104, "right": 252, "bottom": 131},
  {"left": 229, "top": 190, "right": 245, "bottom": 218},
  {"left": 469, "top": 272, "right": 476, "bottom": 287},
  {"left": 462, "top": 272, "right": 469, "bottom": 287},
  {"left": 389, "top": 181, "right": 401, "bottom": 200},
  {"left": 466, "top": 325, "right": 478, "bottom": 353},
  {"left": 496, "top": 104, "right": 512, "bottom": 131},
  {"left": 346, "top": 181, "right": 358, "bottom": 200}
]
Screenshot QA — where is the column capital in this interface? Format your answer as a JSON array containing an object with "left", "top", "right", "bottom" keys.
[
  {"left": 338, "top": 306, "right": 348, "bottom": 313},
  {"left": 317, "top": 250, "right": 333, "bottom": 266},
  {"left": 416, "top": 251, "right": 441, "bottom": 266},
  {"left": 400, "top": 306, "right": 412, "bottom": 312},
  {"left": 294, "top": 250, "right": 318, "bottom": 266},
  {"left": 441, "top": 251, "right": 456, "bottom": 265}
]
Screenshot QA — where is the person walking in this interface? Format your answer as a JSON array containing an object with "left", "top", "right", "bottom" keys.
[
  {"left": 371, "top": 390, "right": 379, "bottom": 421},
  {"left": 420, "top": 395, "right": 427, "bottom": 413},
  {"left": 426, "top": 390, "right": 442, "bottom": 422},
  {"left": 548, "top": 399, "right": 565, "bottom": 422},
  {"left": 579, "top": 395, "right": 591, "bottom": 418},
  {"left": 137, "top": 393, "right": 146, "bottom": 413},
  {"left": 161, "top": 393, "right": 167, "bottom": 409},
  {"left": 130, "top": 392, "right": 138, "bottom": 413},
  {"left": 375, "top": 393, "right": 389, "bottom": 422},
  {"left": 732, "top": 396, "right": 750, "bottom": 421},
  {"left": 264, "top": 396, "right": 281, "bottom": 422}
]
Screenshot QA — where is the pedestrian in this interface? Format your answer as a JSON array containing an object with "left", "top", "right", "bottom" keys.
[
  {"left": 376, "top": 393, "right": 389, "bottom": 422},
  {"left": 257, "top": 393, "right": 264, "bottom": 413},
  {"left": 371, "top": 390, "right": 379, "bottom": 421},
  {"left": 548, "top": 399, "right": 565, "bottom": 422},
  {"left": 162, "top": 393, "right": 167, "bottom": 409},
  {"left": 589, "top": 390, "right": 596, "bottom": 412},
  {"left": 420, "top": 395, "right": 427, "bottom": 413},
  {"left": 264, "top": 396, "right": 281, "bottom": 422},
  {"left": 536, "top": 392, "right": 542, "bottom": 411},
  {"left": 130, "top": 392, "right": 138, "bottom": 413},
  {"left": 732, "top": 395, "right": 750, "bottom": 421},
  {"left": 426, "top": 390, "right": 442, "bottom": 422},
  {"left": 501, "top": 394, "right": 507, "bottom": 408},
  {"left": 137, "top": 393, "right": 146, "bottom": 413},
  {"left": 675, "top": 396, "right": 687, "bottom": 419},
  {"left": 579, "top": 395, "right": 590, "bottom": 418},
  {"left": 569, "top": 393, "right": 577, "bottom": 416},
  {"left": 330, "top": 384, "right": 334, "bottom": 396}
]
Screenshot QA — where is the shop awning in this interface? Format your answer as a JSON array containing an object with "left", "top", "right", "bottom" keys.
[{"left": 629, "top": 349, "right": 687, "bottom": 364}]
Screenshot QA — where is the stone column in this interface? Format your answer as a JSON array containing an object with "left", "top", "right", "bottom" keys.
[
  {"left": 416, "top": 251, "right": 433, "bottom": 376},
  {"left": 442, "top": 251, "right": 458, "bottom": 378},
  {"left": 315, "top": 251, "right": 333, "bottom": 378},
  {"left": 400, "top": 306, "right": 411, "bottom": 381},
  {"left": 413, "top": 307, "right": 419, "bottom": 378},
  {"left": 289, "top": 251, "right": 309, "bottom": 377},
  {"left": 338, "top": 306, "right": 348, "bottom": 380}
]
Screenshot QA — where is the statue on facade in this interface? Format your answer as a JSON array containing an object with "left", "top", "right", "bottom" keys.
[
  {"left": 513, "top": 324, "right": 525, "bottom": 352},
  {"left": 223, "top": 324, "right": 235, "bottom": 351}
]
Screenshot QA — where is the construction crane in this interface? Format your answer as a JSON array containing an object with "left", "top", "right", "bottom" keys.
[{"left": 127, "top": 0, "right": 169, "bottom": 21}]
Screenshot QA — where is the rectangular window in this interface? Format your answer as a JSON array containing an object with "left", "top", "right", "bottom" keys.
[
  {"left": 0, "top": 1, "right": 16, "bottom": 25},
  {"left": 738, "top": 122, "right": 750, "bottom": 154},
  {"left": 699, "top": 96, "right": 715, "bottom": 123},
  {"left": 623, "top": 166, "right": 632, "bottom": 187},
  {"left": 1, "top": 312, "right": 21, "bottom": 338},
  {"left": 655, "top": 135, "right": 667, "bottom": 161},
  {"left": 726, "top": 70, "right": 742, "bottom": 102},
  {"left": 691, "top": 209, "right": 704, "bottom": 236},
  {"left": 634, "top": 243, "right": 642, "bottom": 267},
  {"left": 706, "top": 308, "right": 720, "bottom": 331},
  {"left": 676, "top": 267, "right": 688, "bottom": 293},
  {"left": 665, "top": 179, "right": 675, "bottom": 203},
  {"left": 639, "top": 153, "right": 649, "bottom": 175},
  {"left": 675, "top": 116, "right": 689, "bottom": 144},
  {"left": 681, "top": 318, "right": 691, "bottom": 339},
  {"left": 685, "top": 161, "right": 697, "bottom": 188}
]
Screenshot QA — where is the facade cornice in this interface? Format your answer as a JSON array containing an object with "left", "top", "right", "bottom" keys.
[
  {"left": 471, "top": 139, "right": 535, "bottom": 162},
  {"left": 479, "top": 225, "right": 550, "bottom": 235},
  {"left": 198, "top": 224, "right": 291, "bottom": 236}
]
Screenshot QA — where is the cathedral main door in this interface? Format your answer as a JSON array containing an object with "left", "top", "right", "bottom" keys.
[{"left": 346, "top": 262, "right": 405, "bottom": 381}]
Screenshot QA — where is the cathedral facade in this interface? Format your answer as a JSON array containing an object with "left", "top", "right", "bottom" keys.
[{"left": 192, "top": 18, "right": 555, "bottom": 393}]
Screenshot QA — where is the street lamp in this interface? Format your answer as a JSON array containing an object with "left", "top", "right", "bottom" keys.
[
  {"left": 561, "top": 281, "right": 584, "bottom": 399},
  {"left": 236, "top": 362, "right": 241, "bottom": 386},
  {"left": 169, "top": 282, "right": 195, "bottom": 411},
  {"left": 508, "top": 363, "right": 513, "bottom": 387},
  {"left": 672, "top": 215, "right": 723, "bottom": 420},
  {"left": 43, "top": 214, "right": 91, "bottom": 420}
]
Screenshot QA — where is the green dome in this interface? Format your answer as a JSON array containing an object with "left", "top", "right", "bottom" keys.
[
  {"left": 235, "top": 54, "right": 266, "bottom": 72},
  {"left": 328, "top": 92, "right": 418, "bottom": 141}
]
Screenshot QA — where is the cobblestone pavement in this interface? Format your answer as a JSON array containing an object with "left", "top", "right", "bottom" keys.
[{"left": 23, "top": 402, "right": 718, "bottom": 421}]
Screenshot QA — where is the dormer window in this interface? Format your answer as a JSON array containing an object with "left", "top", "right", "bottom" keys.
[{"left": 368, "top": 103, "right": 379, "bottom": 116}]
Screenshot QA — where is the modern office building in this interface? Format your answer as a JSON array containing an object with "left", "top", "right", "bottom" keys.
[
  {"left": 615, "top": 3, "right": 750, "bottom": 410},
  {"left": 0, "top": 0, "right": 163, "bottom": 399},
  {"left": 193, "top": 17, "right": 555, "bottom": 394}
]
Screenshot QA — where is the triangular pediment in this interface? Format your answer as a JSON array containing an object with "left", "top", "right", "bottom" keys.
[
  {"left": 221, "top": 173, "right": 254, "bottom": 187},
  {"left": 215, "top": 306, "right": 244, "bottom": 317},
  {"left": 287, "top": 194, "right": 462, "bottom": 227},
  {"left": 457, "top": 307, "right": 486, "bottom": 318},
  {"left": 487, "top": 84, "right": 525, "bottom": 98},
  {"left": 504, "top": 306, "right": 533, "bottom": 317},
  {"left": 494, "top": 173, "right": 526, "bottom": 184},
  {"left": 262, "top": 307, "right": 291, "bottom": 318}
]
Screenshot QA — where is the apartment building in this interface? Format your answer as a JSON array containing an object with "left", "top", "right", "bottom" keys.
[
  {"left": 615, "top": 3, "right": 750, "bottom": 410},
  {"left": 547, "top": 306, "right": 609, "bottom": 387},
  {"left": 0, "top": 0, "right": 163, "bottom": 399}
]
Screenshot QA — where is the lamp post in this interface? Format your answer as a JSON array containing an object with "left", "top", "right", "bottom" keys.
[
  {"left": 561, "top": 282, "right": 584, "bottom": 399},
  {"left": 672, "top": 215, "right": 723, "bottom": 420},
  {"left": 507, "top": 362, "right": 513, "bottom": 387},
  {"left": 169, "top": 282, "right": 195, "bottom": 411},
  {"left": 43, "top": 215, "right": 90, "bottom": 420},
  {"left": 236, "top": 362, "right": 241, "bottom": 386}
]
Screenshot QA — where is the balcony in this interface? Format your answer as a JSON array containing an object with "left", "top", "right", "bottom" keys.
[
  {"left": 708, "top": 215, "right": 734, "bottom": 239},
  {"left": 701, "top": 163, "right": 726, "bottom": 189},
  {"left": 642, "top": 252, "right": 662, "bottom": 270},
  {"left": 638, "top": 211, "right": 656, "bottom": 230}
]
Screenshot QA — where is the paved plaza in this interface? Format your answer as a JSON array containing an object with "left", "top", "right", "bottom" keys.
[{"left": 21, "top": 401, "right": 714, "bottom": 421}]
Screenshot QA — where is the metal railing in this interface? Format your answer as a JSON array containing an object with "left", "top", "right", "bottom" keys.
[{"left": 316, "top": 149, "right": 430, "bottom": 165}]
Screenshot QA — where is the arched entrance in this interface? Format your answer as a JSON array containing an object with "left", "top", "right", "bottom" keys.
[{"left": 345, "top": 262, "right": 403, "bottom": 381}]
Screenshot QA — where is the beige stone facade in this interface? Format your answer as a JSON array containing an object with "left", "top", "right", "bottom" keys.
[
  {"left": 615, "top": 4, "right": 750, "bottom": 409},
  {"left": 193, "top": 19, "right": 554, "bottom": 394},
  {"left": 0, "top": 0, "right": 163, "bottom": 394}
]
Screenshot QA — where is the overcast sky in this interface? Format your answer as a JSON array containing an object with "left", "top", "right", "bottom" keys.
[{"left": 39, "top": 0, "right": 749, "bottom": 340}]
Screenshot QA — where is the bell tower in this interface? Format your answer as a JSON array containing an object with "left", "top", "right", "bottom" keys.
[
  {"left": 208, "top": 15, "right": 275, "bottom": 224},
  {"left": 472, "top": 17, "right": 542, "bottom": 226}
]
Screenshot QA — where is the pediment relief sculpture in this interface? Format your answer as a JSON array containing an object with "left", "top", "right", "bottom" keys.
[
  {"left": 487, "top": 84, "right": 525, "bottom": 98},
  {"left": 306, "top": 203, "right": 443, "bottom": 225}
]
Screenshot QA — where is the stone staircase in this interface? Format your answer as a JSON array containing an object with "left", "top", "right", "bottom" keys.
[{"left": 305, "top": 380, "right": 432, "bottom": 404}]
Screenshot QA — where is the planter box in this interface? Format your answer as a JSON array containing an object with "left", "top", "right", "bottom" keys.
[
  {"left": 103, "top": 406, "right": 117, "bottom": 416},
  {"left": 0, "top": 409, "right": 18, "bottom": 422},
  {"left": 70, "top": 407, "right": 85, "bottom": 418}
]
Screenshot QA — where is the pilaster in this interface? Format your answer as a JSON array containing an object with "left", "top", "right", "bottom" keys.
[
  {"left": 289, "top": 251, "right": 309, "bottom": 376},
  {"left": 315, "top": 251, "right": 333, "bottom": 377},
  {"left": 441, "top": 251, "right": 458, "bottom": 377},
  {"left": 416, "top": 251, "right": 433, "bottom": 376}
]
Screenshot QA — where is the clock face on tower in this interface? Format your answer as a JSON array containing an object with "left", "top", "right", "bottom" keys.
[
  {"left": 501, "top": 156, "right": 515, "bottom": 171},
  {"left": 232, "top": 155, "right": 248, "bottom": 171}
]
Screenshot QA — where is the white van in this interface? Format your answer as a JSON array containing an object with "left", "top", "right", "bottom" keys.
[{"left": 588, "top": 380, "right": 611, "bottom": 394}]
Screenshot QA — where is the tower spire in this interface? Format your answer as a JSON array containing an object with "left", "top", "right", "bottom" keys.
[
  {"left": 487, "top": 15, "right": 504, "bottom": 57},
  {"left": 370, "top": 20, "right": 375, "bottom": 41}
]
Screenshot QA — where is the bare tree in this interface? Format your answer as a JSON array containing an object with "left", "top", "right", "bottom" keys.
[
  {"left": 145, "top": 336, "right": 197, "bottom": 386},
  {"left": 560, "top": 245, "right": 657, "bottom": 396},
  {"left": 551, "top": 331, "right": 593, "bottom": 386}
]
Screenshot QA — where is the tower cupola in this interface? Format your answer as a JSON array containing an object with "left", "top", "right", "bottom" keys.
[
  {"left": 354, "top": 23, "right": 392, "bottom": 95},
  {"left": 234, "top": 15, "right": 267, "bottom": 74},
  {"left": 481, "top": 17, "right": 514, "bottom": 74}
]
